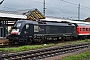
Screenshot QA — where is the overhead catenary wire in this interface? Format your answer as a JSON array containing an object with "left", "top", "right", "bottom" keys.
[
  {"left": 1, "top": 0, "right": 88, "bottom": 12},
  {"left": 60, "top": 0, "right": 90, "bottom": 9},
  {"left": 32, "top": 0, "right": 90, "bottom": 14},
  {"left": 21, "top": 0, "right": 76, "bottom": 19},
  {"left": 0, "top": 0, "right": 90, "bottom": 12},
  {"left": 32, "top": 0, "right": 77, "bottom": 15},
  {"left": 1, "top": 0, "right": 89, "bottom": 13},
  {"left": 59, "top": 0, "right": 90, "bottom": 20}
]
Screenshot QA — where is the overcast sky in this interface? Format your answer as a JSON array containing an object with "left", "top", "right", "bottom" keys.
[{"left": 0, "top": 0, "right": 90, "bottom": 20}]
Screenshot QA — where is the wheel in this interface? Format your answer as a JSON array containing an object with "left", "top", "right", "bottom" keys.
[
  {"left": 62, "top": 36, "right": 66, "bottom": 41},
  {"left": 39, "top": 39, "right": 45, "bottom": 44},
  {"left": 8, "top": 39, "right": 14, "bottom": 45},
  {"left": 27, "top": 39, "right": 32, "bottom": 45}
]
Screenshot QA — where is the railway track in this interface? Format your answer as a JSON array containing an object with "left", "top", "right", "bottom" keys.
[{"left": 0, "top": 42, "right": 90, "bottom": 60}]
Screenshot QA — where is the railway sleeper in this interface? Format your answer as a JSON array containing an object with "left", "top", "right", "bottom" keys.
[
  {"left": 20, "top": 55, "right": 34, "bottom": 59},
  {"left": 77, "top": 46, "right": 88, "bottom": 49},
  {"left": 43, "top": 51, "right": 52, "bottom": 55},
  {"left": 31, "top": 57, "right": 39, "bottom": 60},
  {"left": 55, "top": 52, "right": 60, "bottom": 56},
  {"left": 17, "top": 52, "right": 28, "bottom": 56},
  {"left": 41, "top": 55, "right": 47, "bottom": 58},
  {"left": 37, "top": 56, "right": 44, "bottom": 59},
  {"left": 46, "top": 54, "right": 52, "bottom": 57},
  {"left": 10, "top": 57, "right": 21, "bottom": 60},
  {"left": 0, "top": 55, "right": 9, "bottom": 59},
  {"left": 16, "top": 54, "right": 35, "bottom": 59}
]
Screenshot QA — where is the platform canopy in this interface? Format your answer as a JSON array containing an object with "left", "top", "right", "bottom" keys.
[
  {"left": 25, "top": 9, "right": 45, "bottom": 21},
  {"left": 0, "top": 9, "right": 45, "bottom": 21},
  {"left": 41, "top": 17, "right": 90, "bottom": 24},
  {"left": 0, "top": 13, "right": 27, "bottom": 19}
]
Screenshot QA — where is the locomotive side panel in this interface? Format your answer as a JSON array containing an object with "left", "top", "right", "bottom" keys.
[
  {"left": 34, "top": 24, "right": 46, "bottom": 38},
  {"left": 65, "top": 26, "right": 77, "bottom": 36},
  {"left": 34, "top": 25, "right": 46, "bottom": 34},
  {"left": 20, "top": 24, "right": 34, "bottom": 39},
  {"left": 48, "top": 23, "right": 77, "bottom": 36}
]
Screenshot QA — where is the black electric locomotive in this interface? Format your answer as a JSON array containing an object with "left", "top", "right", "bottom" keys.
[{"left": 6, "top": 20, "right": 77, "bottom": 44}]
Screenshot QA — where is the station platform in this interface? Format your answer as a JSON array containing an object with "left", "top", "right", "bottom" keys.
[{"left": 0, "top": 38, "right": 9, "bottom": 45}]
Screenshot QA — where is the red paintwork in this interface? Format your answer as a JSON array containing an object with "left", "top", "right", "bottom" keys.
[
  {"left": 76, "top": 26, "right": 90, "bottom": 35},
  {"left": 11, "top": 31, "right": 18, "bottom": 35}
]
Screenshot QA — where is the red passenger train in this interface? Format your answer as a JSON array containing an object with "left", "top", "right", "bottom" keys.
[{"left": 76, "top": 23, "right": 90, "bottom": 39}]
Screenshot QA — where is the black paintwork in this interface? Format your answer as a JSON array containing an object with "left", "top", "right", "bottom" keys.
[{"left": 6, "top": 20, "right": 77, "bottom": 42}]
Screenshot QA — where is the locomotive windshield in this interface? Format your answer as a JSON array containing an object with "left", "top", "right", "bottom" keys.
[{"left": 14, "top": 22, "right": 22, "bottom": 28}]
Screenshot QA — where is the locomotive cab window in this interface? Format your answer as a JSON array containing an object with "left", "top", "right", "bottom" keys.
[
  {"left": 14, "top": 23, "right": 22, "bottom": 28},
  {"left": 26, "top": 24, "right": 29, "bottom": 29}
]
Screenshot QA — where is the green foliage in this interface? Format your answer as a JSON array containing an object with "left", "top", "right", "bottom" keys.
[
  {"left": 0, "top": 44, "right": 54, "bottom": 52},
  {"left": 0, "top": 39, "right": 89, "bottom": 52},
  {"left": 60, "top": 51, "right": 90, "bottom": 60},
  {"left": 56, "top": 39, "right": 90, "bottom": 46}
]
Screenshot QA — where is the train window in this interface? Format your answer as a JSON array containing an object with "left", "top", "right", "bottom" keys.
[
  {"left": 86, "top": 28, "right": 88, "bottom": 31},
  {"left": 89, "top": 28, "right": 90, "bottom": 31},
  {"left": 80, "top": 28, "right": 82, "bottom": 31},
  {"left": 88, "top": 28, "right": 89, "bottom": 31},
  {"left": 80, "top": 28, "right": 84, "bottom": 31},
  {"left": 26, "top": 24, "right": 29, "bottom": 29},
  {"left": 83, "top": 28, "right": 85, "bottom": 31},
  {"left": 15, "top": 23, "right": 21, "bottom": 28}
]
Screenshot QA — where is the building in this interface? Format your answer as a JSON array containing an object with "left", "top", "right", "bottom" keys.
[{"left": 85, "top": 17, "right": 90, "bottom": 22}]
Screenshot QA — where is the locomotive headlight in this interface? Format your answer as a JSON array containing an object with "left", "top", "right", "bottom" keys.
[
  {"left": 16, "top": 29, "right": 21, "bottom": 35},
  {"left": 18, "top": 32, "right": 21, "bottom": 35}
]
